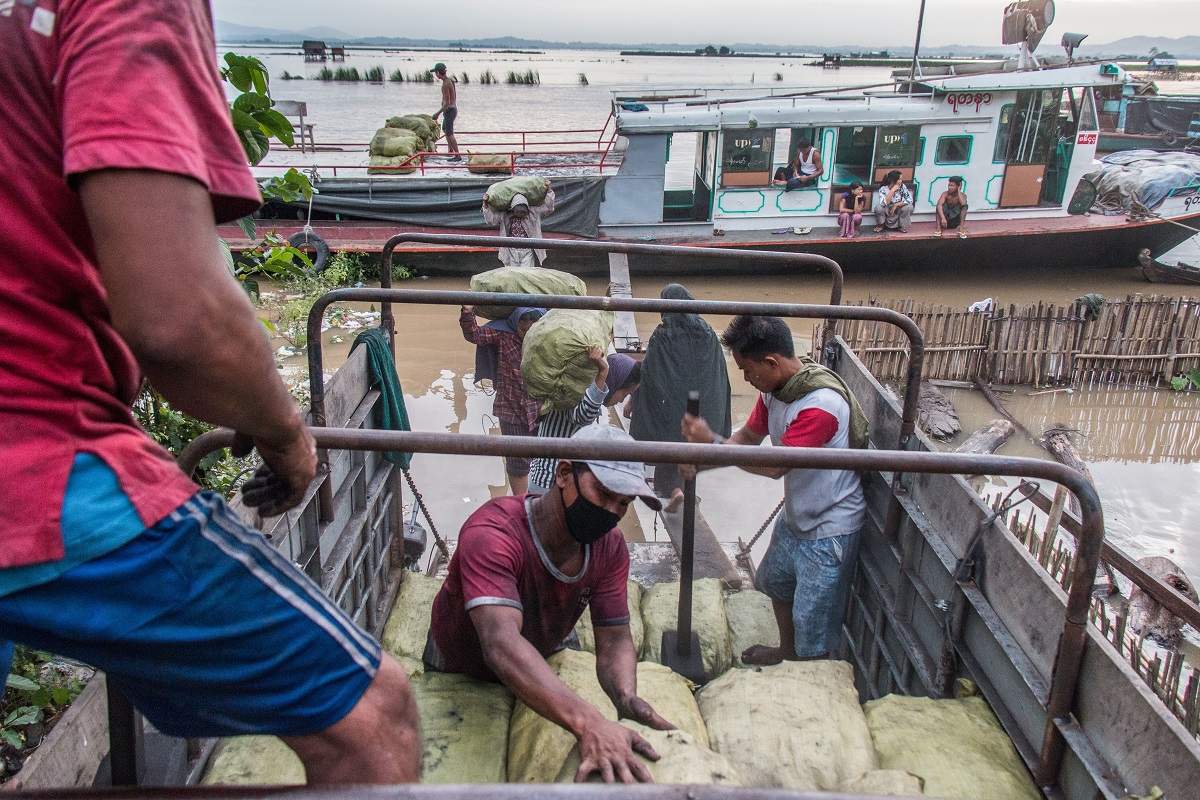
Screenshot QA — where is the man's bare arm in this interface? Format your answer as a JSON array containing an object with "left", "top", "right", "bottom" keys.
[
  {"left": 80, "top": 169, "right": 315, "bottom": 513},
  {"left": 593, "top": 623, "right": 673, "bottom": 730},
  {"left": 471, "top": 605, "right": 660, "bottom": 783}
]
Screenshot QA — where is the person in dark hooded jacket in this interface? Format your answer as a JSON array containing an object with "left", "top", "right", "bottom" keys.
[{"left": 629, "top": 284, "right": 732, "bottom": 511}]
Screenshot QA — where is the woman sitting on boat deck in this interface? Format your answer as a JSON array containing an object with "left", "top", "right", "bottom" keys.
[
  {"left": 526, "top": 351, "right": 641, "bottom": 495},
  {"left": 837, "top": 181, "right": 868, "bottom": 238},
  {"left": 873, "top": 170, "right": 914, "bottom": 233}
]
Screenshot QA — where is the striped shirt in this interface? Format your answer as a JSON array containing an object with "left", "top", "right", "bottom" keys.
[{"left": 527, "top": 382, "right": 607, "bottom": 492}]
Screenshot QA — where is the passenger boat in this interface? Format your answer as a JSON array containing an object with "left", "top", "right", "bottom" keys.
[{"left": 234, "top": 63, "right": 1200, "bottom": 276}]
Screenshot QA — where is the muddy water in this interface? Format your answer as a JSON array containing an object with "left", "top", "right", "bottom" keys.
[{"left": 290, "top": 265, "right": 1199, "bottom": 582}]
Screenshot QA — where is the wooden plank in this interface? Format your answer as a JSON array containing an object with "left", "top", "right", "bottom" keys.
[
  {"left": 322, "top": 345, "right": 371, "bottom": 430},
  {"left": 18, "top": 674, "right": 109, "bottom": 789},
  {"left": 607, "top": 253, "right": 643, "bottom": 352},
  {"left": 658, "top": 505, "right": 743, "bottom": 588}
]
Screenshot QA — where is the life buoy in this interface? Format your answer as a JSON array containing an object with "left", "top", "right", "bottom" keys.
[
  {"left": 1161, "top": 132, "right": 1180, "bottom": 147},
  {"left": 288, "top": 230, "right": 330, "bottom": 274}
]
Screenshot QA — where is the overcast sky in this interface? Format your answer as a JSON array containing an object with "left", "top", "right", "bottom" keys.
[{"left": 212, "top": 0, "right": 1196, "bottom": 47}]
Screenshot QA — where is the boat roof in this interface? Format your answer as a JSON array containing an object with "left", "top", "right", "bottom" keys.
[{"left": 613, "top": 63, "right": 1127, "bottom": 133}]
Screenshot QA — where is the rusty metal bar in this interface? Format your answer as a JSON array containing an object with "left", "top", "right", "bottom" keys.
[
  {"left": 178, "top": 423, "right": 1103, "bottom": 793},
  {"left": 305, "top": 289, "right": 923, "bottom": 450}
]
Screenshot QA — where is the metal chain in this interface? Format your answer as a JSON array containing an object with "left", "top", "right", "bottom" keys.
[
  {"left": 741, "top": 498, "right": 785, "bottom": 557},
  {"left": 403, "top": 468, "right": 449, "bottom": 559}
]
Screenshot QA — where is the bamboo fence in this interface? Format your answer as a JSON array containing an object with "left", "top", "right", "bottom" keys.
[{"left": 834, "top": 294, "right": 1200, "bottom": 388}]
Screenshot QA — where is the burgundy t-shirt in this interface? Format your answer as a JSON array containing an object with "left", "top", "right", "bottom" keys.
[
  {"left": 0, "top": 0, "right": 261, "bottom": 568},
  {"left": 430, "top": 495, "right": 631, "bottom": 682}
]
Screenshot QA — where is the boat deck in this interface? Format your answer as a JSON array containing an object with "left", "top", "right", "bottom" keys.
[{"left": 256, "top": 147, "right": 621, "bottom": 180}]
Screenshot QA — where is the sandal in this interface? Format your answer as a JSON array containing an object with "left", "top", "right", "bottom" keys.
[
  {"left": 933, "top": 230, "right": 942, "bottom": 237},
  {"left": 958, "top": 230, "right": 968, "bottom": 239},
  {"left": 712, "top": 228, "right": 726, "bottom": 236},
  {"left": 873, "top": 226, "right": 885, "bottom": 233}
]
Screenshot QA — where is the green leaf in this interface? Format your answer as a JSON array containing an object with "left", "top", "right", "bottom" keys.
[
  {"left": 1186, "top": 368, "right": 1200, "bottom": 389},
  {"left": 5, "top": 706, "right": 41, "bottom": 726},
  {"left": 0, "top": 729, "right": 22, "bottom": 748},
  {"left": 233, "top": 92, "right": 272, "bottom": 114},
  {"left": 30, "top": 687, "right": 50, "bottom": 708},
  {"left": 260, "top": 317, "right": 276, "bottom": 332},
  {"left": 230, "top": 108, "right": 259, "bottom": 132},
  {"left": 236, "top": 215, "right": 257, "bottom": 240},
  {"left": 5, "top": 673, "right": 38, "bottom": 692},
  {"left": 218, "top": 238, "right": 235, "bottom": 276},
  {"left": 242, "top": 277, "right": 260, "bottom": 301},
  {"left": 237, "top": 128, "right": 270, "bottom": 166},
  {"left": 227, "top": 63, "right": 253, "bottom": 93},
  {"left": 256, "top": 109, "right": 294, "bottom": 147},
  {"left": 51, "top": 685, "right": 71, "bottom": 706},
  {"left": 1171, "top": 376, "right": 1188, "bottom": 391}
]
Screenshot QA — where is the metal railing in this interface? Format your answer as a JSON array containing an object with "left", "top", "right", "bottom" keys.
[{"left": 177, "top": 426, "right": 1105, "bottom": 792}]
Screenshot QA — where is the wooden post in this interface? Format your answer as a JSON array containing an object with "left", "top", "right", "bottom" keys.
[
  {"left": 954, "top": 419, "right": 1015, "bottom": 454},
  {"left": 1043, "top": 484, "right": 1069, "bottom": 562}
]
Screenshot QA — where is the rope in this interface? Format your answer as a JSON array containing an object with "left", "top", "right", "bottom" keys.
[{"left": 403, "top": 468, "right": 449, "bottom": 559}]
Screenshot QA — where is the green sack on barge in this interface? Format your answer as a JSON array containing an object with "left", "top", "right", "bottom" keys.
[
  {"left": 573, "top": 580, "right": 644, "bottom": 655},
  {"left": 698, "top": 660, "right": 878, "bottom": 791},
  {"left": 381, "top": 572, "right": 443, "bottom": 661},
  {"left": 201, "top": 736, "right": 304, "bottom": 785},
  {"left": 368, "top": 154, "right": 417, "bottom": 175},
  {"left": 468, "top": 153, "right": 511, "bottom": 175},
  {"left": 863, "top": 689, "right": 1039, "bottom": 800},
  {"left": 634, "top": 661, "right": 708, "bottom": 746},
  {"left": 485, "top": 175, "right": 550, "bottom": 211},
  {"left": 507, "top": 649, "right": 617, "bottom": 783},
  {"left": 414, "top": 670, "right": 514, "bottom": 783},
  {"left": 640, "top": 578, "right": 734, "bottom": 682},
  {"left": 469, "top": 265, "right": 587, "bottom": 321},
  {"left": 370, "top": 126, "right": 421, "bottom": 158},
  {"left": 723, "top": 588, "right": 780, "bottom": 667},
  {"left": 841, "top": 769, "right": 926, "bottom": 796},
  {"left": 555, "top": 722, "right": 744, "bottom": 785},
  {"left": 520, "top": 309, "right": 614, "bottom": 412}
]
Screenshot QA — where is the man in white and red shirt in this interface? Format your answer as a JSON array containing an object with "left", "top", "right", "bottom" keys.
[
  {"left": 0, "top": 0, "right": 417, "bottom": 784},
  {"left": 682, "top": 315, "right": 865, "bottom": 664}
]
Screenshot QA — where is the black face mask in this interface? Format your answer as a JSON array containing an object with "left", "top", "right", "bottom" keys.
[{"left": 561, "top": 466, "right": 623, "bottom": 545}]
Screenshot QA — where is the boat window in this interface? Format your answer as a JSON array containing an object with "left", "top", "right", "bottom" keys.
[
  {"left": 1078, "top": 88, "right": 1099, "bottom": 132},
  {"left": 721, "top": 127, "right": 774, "bottom": 187},
  {"left": 875, "top": 126, "right": 922, "bottom": 169},
  {"left": 935, "top": 135, "right": 972, "bottom": 165},
  {"left": 1005, "top": 89, "right": 1062, "bottom": 165},
  {"left": 994, "top": 104, "right": 1015, "bottom": 162}
]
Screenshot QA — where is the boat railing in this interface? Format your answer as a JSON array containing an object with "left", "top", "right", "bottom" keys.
[{"left": 611, "top": 82, "right": 938, "bottom": 114}]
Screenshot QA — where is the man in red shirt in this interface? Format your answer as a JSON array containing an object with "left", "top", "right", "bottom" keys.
[
  {"left": 0, "top": 0, "right": 417, "bottom": 785},
  {"left": 427, "top": 426, "right": 673, "bottom": 783}
]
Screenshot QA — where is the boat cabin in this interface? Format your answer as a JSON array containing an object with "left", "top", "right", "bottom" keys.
[{"left": 601, "top": 63, "right": 1124, "bottom": 237}]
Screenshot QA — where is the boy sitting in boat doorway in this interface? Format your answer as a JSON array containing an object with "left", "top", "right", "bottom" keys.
[
  {"left": 771, "top": 137, "right": 823, "bottom": 191},
  {"left": 934, "top": 176, "right": 969, "bottom": 238},
  {"left": 482, "top": 179, "right": 556, "bottom": 267}
]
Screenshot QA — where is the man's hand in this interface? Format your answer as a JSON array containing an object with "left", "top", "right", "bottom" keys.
[
  {"left": 461, "top": 304, "right": 475, "bottom": 316},
  {"left": 239, "top": 425, "right": 318, "bottom": 517},
  {"left": 587, "top": 345, "right": 609, "bottom": 389},
  {"left": 432, "top": 110, "right": 441, "bottom": 120},
  {"left": 574, "top": 716, "right": 660, "bottom": 783},
  {"left": 617, "top": 695, "right": 675, "bottom": 731},
  {"left": 681, "top": 412, "right": 715, "bottom": 444}
]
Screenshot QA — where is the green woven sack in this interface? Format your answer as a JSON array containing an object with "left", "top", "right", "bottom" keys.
[
  {"left": 370, "top": 126, "right": 420, "bottom": 157},
  {"left": 640, "top": 578, "right": 734, "bottom": 682},
  {"left": 368, "top": 154, "right": 417, "bottom": 175},
  {"left": 519, "top": 309, "right": 613, "bottom": 412},
  {"left": 724, "top": 589, "right": 780, "bottom": 667},
  {"left": 470, "top": 265, "right": 587, "bottom": 320},
  {"left": 863, "top": 689, "right": 1039, "bottom": 800},
  {"left": 201, "top": 736, "right": 304, "bottom": 785},
  {"left": 385, "top": 114, "right": 438, "bottom": 148},
  {"left": 468, "top": 153, "right": 511, "bottom": 175},
  {"left": 555, "top": 722, "right": 745, "bottom": 785},
  {"left": 485, "top": 175, "right": 549, "bottom": 211},
  {"left": 381, "top": 572, "right": 443, "bottom": 661},
  {"left": 414, "top": 671, "right": 514, "bottom": 783},
  {"left": 574, "top": 580, "right": 644, "bottom": 655}
]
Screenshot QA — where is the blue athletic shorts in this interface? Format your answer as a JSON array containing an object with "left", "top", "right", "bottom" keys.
[
  {"left": 442, "top": 106, "right": 457, "bottom": 136},
  {"left": 755, "top": 517, "right": 860, "bottom": 658},
  {"left": 0, "top": 493, "right": 380, "bottom": 738}
]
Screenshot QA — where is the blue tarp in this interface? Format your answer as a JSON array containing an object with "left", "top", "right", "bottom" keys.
[{"left": 1083, "top": 150, "right": 1200, "bottom": 211}]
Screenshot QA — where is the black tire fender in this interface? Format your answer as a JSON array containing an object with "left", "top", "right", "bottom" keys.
[
  {"left": 1161, "top": 132, "right": 1180, "bottom": 147},
  {"left": 288, "top": 230, "right": 330, "bottom": 273}
]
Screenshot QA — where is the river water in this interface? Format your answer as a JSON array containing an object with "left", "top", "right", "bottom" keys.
[{"left": 236, "top": 43, "right": 1200, "bottom": 596}]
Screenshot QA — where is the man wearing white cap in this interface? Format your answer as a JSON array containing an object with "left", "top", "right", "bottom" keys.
[
  {"left": 425, "top": 425, "right": 673, "bottom": 783},
  {"left": 482, "top": 178, "right": 555, "bottom": 267}
]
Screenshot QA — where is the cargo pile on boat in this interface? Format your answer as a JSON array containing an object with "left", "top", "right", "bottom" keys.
[
  {"left": 204, "top": 572, "right": 1040, "bottom": 799},
  {"left": 367, "top": 114, "right": 442, "bottom": 174}
]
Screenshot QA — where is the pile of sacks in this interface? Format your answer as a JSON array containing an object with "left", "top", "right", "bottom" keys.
[
  {"left": 203, "top": 572, "right": 1040, "bottom": 799},
  {"left": 367, "top": 114, "right": 442, "bottom": 175}
]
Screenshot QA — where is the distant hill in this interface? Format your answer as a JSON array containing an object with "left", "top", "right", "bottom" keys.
[{"left": 212, "top": 22, "right": 1200, "bottom": 59}]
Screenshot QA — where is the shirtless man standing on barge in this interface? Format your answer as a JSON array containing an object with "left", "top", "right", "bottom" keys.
[{"left": 431, "top": 62, "right": 461, "bottom": 158}]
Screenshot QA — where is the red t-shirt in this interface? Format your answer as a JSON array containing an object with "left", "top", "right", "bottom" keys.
[
  {"left": 745, "top": 397, "right": 839, "bottom": 448},
  {"left": 430, "top": 495, "right": 631, "bottom": 682},
  {"left": 0, "top": 0, "right": 261, "bottom": 568}
]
